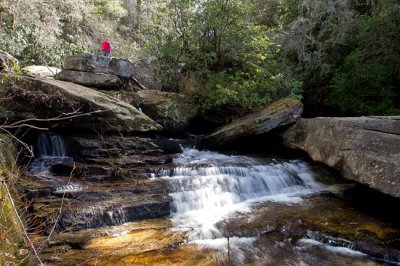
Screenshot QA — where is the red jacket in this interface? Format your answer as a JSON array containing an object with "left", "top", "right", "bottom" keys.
[{"left": 101, "top": 40, "right": 111, "bottom": 52}]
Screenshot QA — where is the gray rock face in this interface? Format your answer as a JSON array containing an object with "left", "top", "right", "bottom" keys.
[
  {"left": 62, "top": 53, "right": 136, "bottom": 78},
  {"left": 0, "top": 74, "right": 162, "bottom": 133},
  {"left": 55, "top": 70, "right": 122, "bottom": 89},
  {"left": 60, "top": 54, "right": 161, "bottom": 90},
  {"left": 204, "top": 98, "right": 303, "bottom": 147},
  {"left": 133, "top": 90, "right": 198, "bottom": 133},
  {"left": 281, "top": 117, "right": 400, "bottom": 198}
]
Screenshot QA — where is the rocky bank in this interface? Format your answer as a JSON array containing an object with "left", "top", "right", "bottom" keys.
[{"left": 281, "top": 117, "right": 400, "bottom": 198}]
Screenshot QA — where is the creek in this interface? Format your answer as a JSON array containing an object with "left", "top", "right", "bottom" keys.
[{"left": 22, "top": 133, "right": 400, "bottom": 265}]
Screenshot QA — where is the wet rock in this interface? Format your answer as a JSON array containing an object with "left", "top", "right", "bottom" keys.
[
  {"left": 222, "top": 193, "right": 400, "bottom": 264},
  {"left": 204, "top": 97, "right": 303, "bottom": 147},
  {"left": 36, "top": 219, "right": 218, "bottom": 266},
  {"left": 281, "top": 117, "right": 400, "bottom": 198},
  {"left": 23, "top": 65, "right": 61, "bottom": 78},
  {"left": 68, "top": 135, "right": 182, "bottom": 160},
  {"left": 20, "top": 134, "right": 182, "bottom": 234},
  {"left": 0, "top": 74, "right": 162, "bottom": 133},
  {"left": 55, "top": 70, "right": 122, "bottom": 89}
]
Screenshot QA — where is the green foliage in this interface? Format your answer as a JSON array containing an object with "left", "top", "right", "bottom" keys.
[
  {"left": 328, "top": 0, "right": 400, "bottom": 115},
  {"left": 0, "top": 25, "right": 84, "bottom": 66},
  {"left": 279, "top": 0, "right": 400, "bottom": 115},
  {"left": 0, "top": 135, "right": 29, "bottom": 266},
  {"left": 150, "top": 0, "right": 301, "bottom": 115}
]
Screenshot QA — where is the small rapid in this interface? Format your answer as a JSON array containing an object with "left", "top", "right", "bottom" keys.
[
  {"left": 156, "top": 148, "right": 334, "bottom": 240},
  {"left": 28, "top": 133, "right": 84, "bottom": 193}
]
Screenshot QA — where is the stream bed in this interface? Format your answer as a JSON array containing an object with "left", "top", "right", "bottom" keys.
[{"left": 23, "top": 134, "right": 400, "bottom": 265}]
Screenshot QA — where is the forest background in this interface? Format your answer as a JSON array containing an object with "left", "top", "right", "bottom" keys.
[{"left": 1, "top": 0, "right": 399, "bottom": 117}]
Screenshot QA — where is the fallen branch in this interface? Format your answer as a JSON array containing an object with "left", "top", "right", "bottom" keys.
[{"left": 2, "top": 109, "right": 106, "bottom": 129}]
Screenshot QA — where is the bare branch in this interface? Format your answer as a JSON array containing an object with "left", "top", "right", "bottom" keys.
[
  {"left": 37, "top": 162, "right": 76, "bottom": 253},
  {"left": 2, "top": 180, "right": 44, "bottom": 266}
]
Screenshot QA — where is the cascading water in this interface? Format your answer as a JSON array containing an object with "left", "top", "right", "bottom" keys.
[
  {"left": 28, "top": 133, "right": 84, "bottom": 192},
  {"left": 29, "top": 133, "right": 73, "bottom": 177},
  {"left": 157, "top": 148, "right": 334, "bottom": 241}
]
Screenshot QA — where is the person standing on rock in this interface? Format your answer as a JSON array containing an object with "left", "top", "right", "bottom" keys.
[{"left": 101, "top": 38, "right": 111, "bottom": 57}]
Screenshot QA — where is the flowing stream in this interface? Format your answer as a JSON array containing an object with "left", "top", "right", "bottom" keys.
[
  {"left": 157, "top": 148, "right": 330, "bottom": 240},
  {"left": 26, "top": 135, "right": 400, "bottom": 265},
  {"left": 153, "top": 148, "right": 400, "bottom": 265}
]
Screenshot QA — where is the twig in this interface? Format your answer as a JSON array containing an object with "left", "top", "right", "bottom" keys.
[
  {"left": 37, "top": 162, "right": 76, "bottom": 253},
  {"left": 0, "top": 127, "right": 33, "bottom": 156},
  {"left": 2, "top": 180, "right": 44, "bottom": 266},
  {"left": 3, "top": 109, "right": 106, "bottom": 128}
]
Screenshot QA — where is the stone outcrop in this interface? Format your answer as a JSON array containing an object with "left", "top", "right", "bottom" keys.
[
  {"left": 204, "top": 97, "right": 303, "bottom": 147},
  {"left": 132, "top": 90, "right": 198, "bottom": 133},
  {"left": 0, "top": 74, "right": 162, "bottom": 133},
  {"left": 62, "top": 53, "right": 135, "bottom": 78},
  {"left": 20, "top": 135, "right": 181, "bottom": 232},
  {"left": 57, "top": 54, "right": 162, "bottom": 90},
  {"left": 55, "top": 70, "right": 122, "bottom": 89},
  {"left": 22, "top": 65, "right": 61, "bottom": 78},
  {"left": 281, "top": 117, "right": 400, "bottom": 198}
]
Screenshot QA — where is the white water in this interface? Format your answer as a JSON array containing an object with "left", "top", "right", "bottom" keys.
[
  {"left": 29, "top": 133, "right": 73, "bottom": 177},
  {"left": 29, "top": 133, "right": 84, "bottom": 193},
  {"left": 156, "top": 148, "right": 331, "bottom": 241}
]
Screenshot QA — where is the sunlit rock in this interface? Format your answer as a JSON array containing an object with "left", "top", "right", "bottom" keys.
[
  {"left": 0, "top": 74, "right": 162, "bottom": 133},
  {"left": 23, "top": 65, "right": 61, "bottom": 78},
  {"left": 204, "top": 97, "right": 303, "bottom": 147},
  {"left": 55, "top": 70, "right": 122, "bottom": 89}
]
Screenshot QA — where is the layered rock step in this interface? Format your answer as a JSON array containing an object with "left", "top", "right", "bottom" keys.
[{"left": 20, "top": 135, "right": 184, "bottom": 233}]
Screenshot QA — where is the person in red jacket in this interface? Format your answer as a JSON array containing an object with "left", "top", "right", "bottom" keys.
[{"left": 101, "top": 39, "right": 111, "bottom": 57}]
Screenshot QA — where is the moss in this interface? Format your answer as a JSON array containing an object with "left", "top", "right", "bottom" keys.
[{"left": 0, "top": 134, "right": 30, "bottom": 265}]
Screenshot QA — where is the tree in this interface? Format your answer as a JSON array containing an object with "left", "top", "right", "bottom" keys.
[{"left": 150, "top": 0, "right": 300, "bottom": 116}]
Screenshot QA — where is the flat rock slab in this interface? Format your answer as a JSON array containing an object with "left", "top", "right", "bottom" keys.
[
  {"left": 204, "top": 98, "right": 303, "bottom": 147},
  {"left": 281, "top": 116, "right": 400, "bottom": 198},
  {"left": 55, "top": 70, "right": 122, "bottom": 89},
  {"left": 63, "top": 53, "right": 136, "bottom": 78}
]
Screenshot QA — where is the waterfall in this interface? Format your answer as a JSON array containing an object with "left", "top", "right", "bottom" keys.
[
  {"left": 156, "top": 148, "right": 330, "bottom": 240},
  {"left": 36, "top": 132, "right": 67, "bottom": 157},
  {"left": 29, "top": 133, "right": 73, "bottom": 177}
]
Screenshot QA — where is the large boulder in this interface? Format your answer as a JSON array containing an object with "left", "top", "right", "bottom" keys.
[
  {"left": 133, "top": 90, "right": 198, "bottom": 133},
  {"left": 0, "top": 51, "right": 20, "bottom": 73},
  {"left": 281, "top": 117, "right": 400, "bottom": 198},
  {"left": 23, "top": 65, "right": 61, "bottom": 78},
  {"left": 132, "top": 56, "right": 161, "bottom": 90},
  {"left": 203, "top": 98, "right": 303, "bottom": 147},
  {"left": 62, "top": 53, "right": 136, "bottom": 78},
  {"left": 0, "top": 74, "right": 162, "bottom": 133},
  {"left": 55, "top": 70, "right": 122, "bottom": 89}
]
